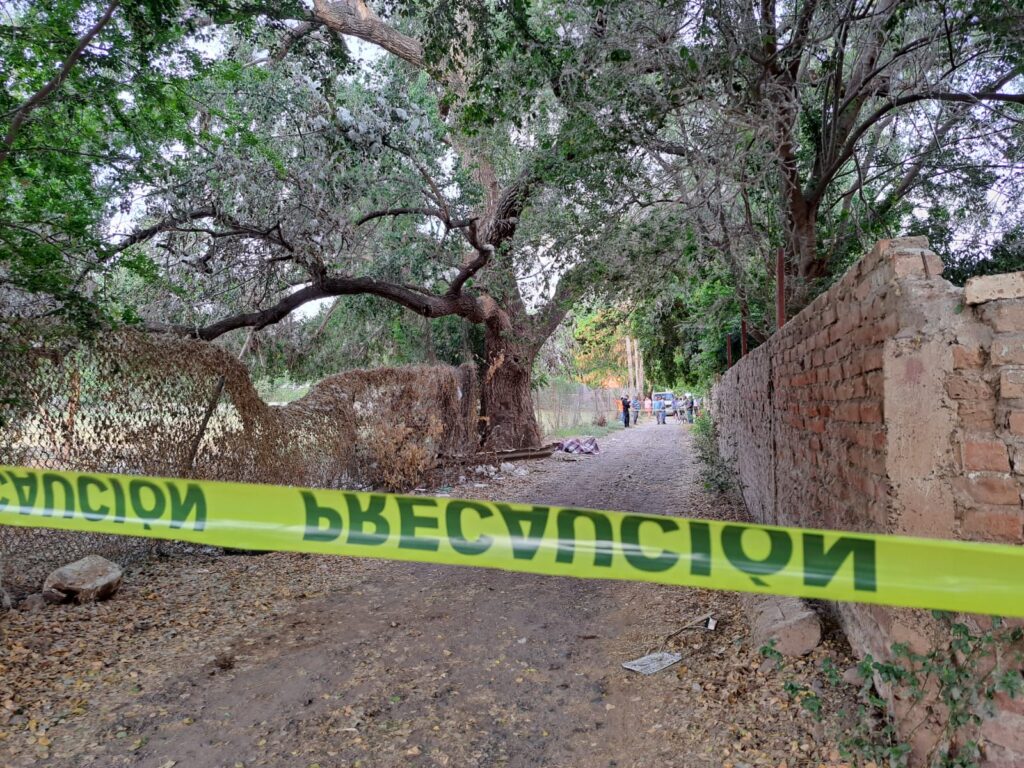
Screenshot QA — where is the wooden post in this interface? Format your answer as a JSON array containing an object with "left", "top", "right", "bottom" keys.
[
  {"left": 776, "top": 246, "right": 786, "bottom": 329},
  {"left": 188, "top": 329, "right": 255, "bottom": 471},
  {"left": 726, "top": 338, "right": 733, "bottom": 368},
  {"left": 741, "top": 317, "right": 748, "bottom": 357},
  {"left": 625, "top": 336, "right": 635, "bottom": 393},
  {"left": 636, "top": 342, "right": 645, "bottom": 396}
]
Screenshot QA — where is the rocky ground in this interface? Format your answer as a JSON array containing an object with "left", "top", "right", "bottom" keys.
[{"left": 0, "top": 419, "right": 868, "bottom": 768}]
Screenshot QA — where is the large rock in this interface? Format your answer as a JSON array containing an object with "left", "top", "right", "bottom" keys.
[
  {"left": 42, "top": 555, "right": 123, "bottom": 604},
  {"left": 741, "top": 593, "right": 821, "bottom": 657}
]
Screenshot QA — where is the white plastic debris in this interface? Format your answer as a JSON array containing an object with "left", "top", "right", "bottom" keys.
[{"left": 621, "top": 652, "right": 683, "bottom": 675}]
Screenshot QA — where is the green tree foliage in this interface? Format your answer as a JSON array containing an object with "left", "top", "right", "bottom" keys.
[
  {"left": 5, "top": 0, "right": 1024, "bottom": 439},
  {"left": 572, "top": 308, "right": 629, "bottom": 387},
  {"left": 943, "top": 227, "right": 1024, "bottom": 287},
  {"left": 0, "top": 0, "right": 218, "bottom": 331}
]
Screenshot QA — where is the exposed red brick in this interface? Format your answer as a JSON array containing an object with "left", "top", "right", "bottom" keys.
[
  {"left": 963, "top": 439, "right": 1011, "bottom": 472},
  {"left": 959, "top": 400, "right": 996, "bottom": 431},
  {"left": 1001, "top": 369, "right": 1024, "bottom": 399},
  {"left": 712, "top": 238, "right": 1024, "bottom": 762},
  {"left": 1009, "top": 411, "right": 1024, "bottom": 436},
  {"left": 982, "top": 301, "right": 1024, "bottom": 332},
  {"left": 961, "top": 507, "right": 1024, "bottom": 542},
  {"left": 860, "top": 401, "right": 883, "bottom": 423},
  {"left": 952, "top": 344, "right": 985, "bottom": 369},
  {"left": 864, "top": 371, "right": 885, "bottom": 397},
  {"left": 991, "top": 334, "right": 1024, "bottom": 365},
  {"left": 874, "top": 314, "right": 900, "bottom": 341},
  {"left": 963, "top": 474, "right": 1021, "bottom": 506},
  {"left": 947, "top": 374, "right": 993, "bottom": 400},
  {"left": 862, "top": 347, "right": 884, "bottom": 372},
  {"left": 835, "top": 402, "right": 860, "bottom": 421}
]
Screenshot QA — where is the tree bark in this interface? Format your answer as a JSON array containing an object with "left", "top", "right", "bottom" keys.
[
  {"left": 791, "top": 197, "right": 824, "bottom": 283},
  {"left": 480, "top": 319, "right": 542, "bottom": 451},
  {"left": 622, "top": 337, "right": 630, "bottom": 397}
]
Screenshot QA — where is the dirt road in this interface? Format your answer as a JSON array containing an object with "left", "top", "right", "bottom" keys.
[{"left": 1, "top": 420, "right": 859, "bottom": 768}]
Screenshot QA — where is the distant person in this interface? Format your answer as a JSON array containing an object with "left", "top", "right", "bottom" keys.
[
  {"left": 653, "top": 395, "right": 665, "bottom": 424},
  {"left": 620, "top": 395, "right": 631, "bottom": 427},
  {"left": 686, "top": 396, "right": 695, "bottom": 423},
  {"left": 644, "top": 395, "right": 652, "bottom": 416},
  {"left": 631, "top": 395, "right": 641, "bottom": 425}
]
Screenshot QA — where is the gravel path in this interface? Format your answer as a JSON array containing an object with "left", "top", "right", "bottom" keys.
[{"left": 1, "top": 420, "right": 861, "bottom": 768}]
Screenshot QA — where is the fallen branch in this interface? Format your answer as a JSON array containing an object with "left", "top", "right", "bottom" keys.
[{"left": 438, "top": 443, "right": 559, "bottom": 466}]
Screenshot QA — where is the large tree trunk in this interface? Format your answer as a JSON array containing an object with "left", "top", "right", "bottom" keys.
[
  {"left": 792, "top": 200, "right": 823, "bottom": 281},
  {"left": 480, "top": 320, "right": 542, "bottom": 451}
]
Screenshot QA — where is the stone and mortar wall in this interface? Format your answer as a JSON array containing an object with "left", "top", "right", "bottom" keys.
[{"left": 712, "top": 237, "right": 1024, "bottom": 764}]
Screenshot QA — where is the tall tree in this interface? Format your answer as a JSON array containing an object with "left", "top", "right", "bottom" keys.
[
  {"left": 115, "top": 1, "right": 656, "bottom": 449},
  {"left": 646, "top": 0, "right": 1024, "bottom": 294}
]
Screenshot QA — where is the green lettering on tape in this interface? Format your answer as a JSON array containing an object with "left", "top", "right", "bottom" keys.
[
  {"left": 621, "top": 515, "right": 680, "bottom": 572},
  {"left": 446, "top": 500, "right": 493, "bottom": 556},
  {"left": 556, "top": 509, "right": 614, "bottom": 568},
  {"left": 803, "top": 534, "right": 877, "bottom": 592},
  {"left": 722, "top": 525, "right": 793, "bottom": 586},
  {"left": 345, "top": 493, "right": 389, "bottom": 546},
  {"left": 10, "top": 471, "right": 38, "bottom": 511},
  {"left": 169, "top": 483, "right": 206, "bottom": 531},
  {"left": 129, "top": 479, "right": 165, "bottom": 530},
  {"left": 302, "top": 491, "right": 342, "bottom": 541},
  {"left": 78, "top": 476, "right": 110, "bottom": 521},
  {"left": 398, "top": 497, "right": 440, "bottom": 551},
  {"left": 689, "top": 521, "right": 712, "bottom": 576},
  {"left": 43, "top": 473, "right": 75, "bottom": 518},
  {"left": 496, "top": 504, "right": 549, "bottom": 560}
]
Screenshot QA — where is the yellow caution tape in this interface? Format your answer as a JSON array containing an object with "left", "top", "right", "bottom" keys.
[{"left": 0, "top": 465, "right": 1020, "bottom": 617}]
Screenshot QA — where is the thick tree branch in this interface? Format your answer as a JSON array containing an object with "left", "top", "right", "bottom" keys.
[
  {"left": 354, "top": 206, "right": 445, "bottom": 226},
  {"left": 447, "top": 244, "right": 493, "bottom": 296},
  {"left": 808, "top": 81, "right": 1024, "bottom": 205},
  {"left": 116, "top": 207, "right": 298, "bottom": 254},
  {"left": 312, "top": 0, "right": 424, "bottom": 69},
  {"left": 112, "top": 207, "right": 217, "bottom": 252},
  {"left": 1, "top": 0, "right": 120, "bottom": 164},
  {"left": 155, "top": 270, "right": 510, "bottom": 341}
]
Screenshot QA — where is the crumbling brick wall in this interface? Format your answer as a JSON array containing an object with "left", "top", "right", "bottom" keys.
[{"left": 712, "top": 237, "right": 1024, "bottom": 764}]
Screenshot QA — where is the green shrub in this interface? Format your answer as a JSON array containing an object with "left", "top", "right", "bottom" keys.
[{"left": 691, "top": 412, "right": 735, "bottom": 492}]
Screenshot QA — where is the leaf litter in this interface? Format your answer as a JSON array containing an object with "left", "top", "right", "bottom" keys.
[{"left": 0, "top": 423, "right": 866, "bottom": 767}]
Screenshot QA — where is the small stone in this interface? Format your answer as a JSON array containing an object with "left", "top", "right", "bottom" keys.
[
  {"left": 842, "top": 665, "right": 863, "bottom": 685},
  {"left": 18, "top": 593, "right": 45, "bottom": 611},
  {"left": 214, "top": 652, "right": 235, "bottom": 671},
  {"left": 42, "top": 555, "right": 122, "bottom": 604},
  {"left": 499, "top": 462, "right": 516, "bottom": 473}
]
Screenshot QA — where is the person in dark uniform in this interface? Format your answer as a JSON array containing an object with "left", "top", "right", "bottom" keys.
[{"left": 620, "top": 395, "right": 631, "bottom": 427}]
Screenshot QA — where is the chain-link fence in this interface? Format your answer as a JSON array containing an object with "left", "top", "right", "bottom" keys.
[
  {"left": 533, "top": 380, "right": 624, "bottom": 437},
  {"left": 0, "top": 331, "right": 478, "bottom": 596}
]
